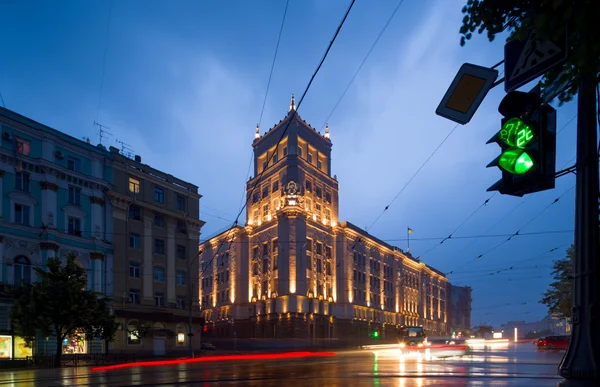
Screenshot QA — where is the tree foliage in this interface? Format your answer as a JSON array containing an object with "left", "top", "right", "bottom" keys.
[
  {"left": 540, "top": 245, "right": 574, "bottom": 318},
  {"left": 459, "top": 0, "right": 600, "bottom": 104},
  {"left": 9, "top": 254, "right": 117, "bottom": 366}
]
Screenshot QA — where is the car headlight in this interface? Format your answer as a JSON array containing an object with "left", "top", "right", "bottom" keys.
[
  {"left": 399, "top": 343, "right": 406, "bottom": 348},
  {"left": 418, "top": 343, "right": 424, "bottom": 348}
]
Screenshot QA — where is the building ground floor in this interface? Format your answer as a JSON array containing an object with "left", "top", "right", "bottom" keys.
[{"left": 111, "top": 307, "right": 204, "bottom": 357}]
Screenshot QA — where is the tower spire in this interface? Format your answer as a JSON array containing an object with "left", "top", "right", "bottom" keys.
[
  {"left": 325, "top": 124, "right": 330, "bottom": 139},
  {"left": 255, "top": 124, "right": 260, "bottom": 139},
  {"left": 289, "top": 93, "right": 296, "bottom": 112}
]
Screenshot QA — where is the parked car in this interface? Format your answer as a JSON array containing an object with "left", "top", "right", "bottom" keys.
[{"left": 201, "top": 343, "right": 217, "bottom": 351}]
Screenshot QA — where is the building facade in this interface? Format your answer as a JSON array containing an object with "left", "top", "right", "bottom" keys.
[
  {"left": 0, "top": 107, "right": 114, "bottom": 359},
  {"left": 448, "top": 284, "right": 472, "bottom": 335},
  {"left": 199, "top": 97, "right": 453, "bottom": 343},
  {"left": 107, "top": 148, "right": 204, "bottom": 357}
]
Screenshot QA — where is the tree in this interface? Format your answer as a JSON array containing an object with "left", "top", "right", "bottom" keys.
[
  {"left": 540, "top": 245, "right": 574, "bottom": 319},
  {"left": 9, "top": 254, "right": 116, "bottom": 367},
  {"left": 83, "top": 297, "right": 119, "bottom": 357},
  {"left": 458, "top": 0, "right": 600, "bottom": 105},
  {"left": 473, "top": 325, "right": 494, "bottom": 337}
]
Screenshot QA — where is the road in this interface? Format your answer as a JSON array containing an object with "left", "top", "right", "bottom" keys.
[{"left": 0, "top": 342, "right": 565, "bottom": 386}]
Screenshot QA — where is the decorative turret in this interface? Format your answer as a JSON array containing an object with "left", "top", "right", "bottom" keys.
[
  {"left": 289, "top": 93, "right": 296, "bottom": 112},
  {"left": 255, "top": 124, "right": 260, "bottom": 139},
  {"left": 325, "top": 124, "right": 330, "bottom": 139}
]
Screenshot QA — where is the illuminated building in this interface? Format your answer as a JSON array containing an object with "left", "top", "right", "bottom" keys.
[
  {"left": 199, "top": 96, "right": 452, "bottom": 340},
  {"left": 107, "top": 149, "right": 204, "bottom": 356}
]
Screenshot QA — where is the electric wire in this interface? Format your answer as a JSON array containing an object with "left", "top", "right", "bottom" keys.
[
  {"left": 366, "top": 123, "right": 460, "bottom": 232},
  {"left": 446, "top": 183, "right": 576, "bottom": 275},
  {"left": 95, "top": 0, "right": 114, "bottom": 123},
  {"left": 200, "top": 0, "right": 357, "bottom": 279},
  {"left": 416, "top": 194, "right": 495, "bottom": 260},
  {"left": 319, "top": 0, "right": 406, "bottom": 131}
]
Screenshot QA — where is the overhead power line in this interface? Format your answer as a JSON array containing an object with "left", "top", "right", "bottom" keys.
[
  {"left": 319, "top": 0, "right": 407, "bottom": 131},
  {"left": 201, "top": 0, "right": 357, "bottom": 278}
]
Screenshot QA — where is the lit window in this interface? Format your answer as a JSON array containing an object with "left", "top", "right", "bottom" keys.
[
  {"left": 16, "top": 138, "right": 31, "bottom": 156},
  {"left": 129, "top": 177, "right": 140, "bottom": 194}
]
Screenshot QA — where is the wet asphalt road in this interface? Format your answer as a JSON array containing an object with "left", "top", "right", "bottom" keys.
[{"left": 0, "top": 343, "right": 566, "bottom": 386}]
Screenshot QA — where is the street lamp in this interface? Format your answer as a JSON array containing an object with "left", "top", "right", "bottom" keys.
[{"left": 187, "top": 250, "right": 202, "bottom": 358}]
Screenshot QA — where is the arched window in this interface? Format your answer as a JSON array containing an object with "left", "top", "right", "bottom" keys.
[
  {"left": 127, "top": 320, "right": 141, "bottom": 345},
  {"left": 14, "top": 256, "right": 31, "bottom": 286}
]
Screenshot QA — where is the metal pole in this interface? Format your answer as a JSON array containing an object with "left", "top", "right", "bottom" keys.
[
  {"left": 558, "top": 73, "right": 599, "bottom": 386},
  {"left": 188, "top": 277, "right": 194, "bottom": 358}
]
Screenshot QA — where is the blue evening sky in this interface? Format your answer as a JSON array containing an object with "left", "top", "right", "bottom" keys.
[{"left": 0, "top": 0, "right": 578, "bottom": 328}]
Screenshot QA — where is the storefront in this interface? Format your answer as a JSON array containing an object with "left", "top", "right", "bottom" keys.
[
  {"left": 62, "top": 333, "right": 87, "bottom": 354},
  {"left": 0, "top": 335, "right": 33, "bottom": 359}
]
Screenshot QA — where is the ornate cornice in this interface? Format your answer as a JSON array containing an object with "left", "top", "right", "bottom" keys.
[
  {"left": 40, "top": 242, "right": 60, "bottom": 251},
  {"left": 90, "top": 196, "right": 105, "bottom": 206},
  {"left": 107, "top": 191, "right": 133, "bottom": 211},
  {"left": 40, "top": 181, "right": 59, "bottom": 191}
]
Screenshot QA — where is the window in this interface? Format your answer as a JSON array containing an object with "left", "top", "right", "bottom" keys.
[
  {"left": 317, "top": 159, "right": 322, "bottom": 170},
  {"left": 252, "top": 209, "right": 258, "bottom": 224},
  {"left": 176, "top": 271, "right": 186, "bottom": 285},
  {"left": 305, "top": 198, "right": 312, "bottom": 211},
  {"left": 325, "top": 246, "right": 332, "bottom": 258},
  {"left": 283, "top": 147, "right": 288, "bottom": 156},
  {"left": 176, "top": 297, "right": 185, "bottom": 309},
  {"left": 315, "top": 187, "right": 322, "bottom": 198},
  {"left": 16, "top": 138, "right": 31, "bottom": 156},
  {"left": 316, "top": 242, "right": 323, "bottom": 255},
  {"left": 14, "top": 204, "right": 30, "bottom": 226},
  {"left": 252, "top": 192, "right": 259, "bottom": 203},
  {"left": 272, "top": 239, "right": 278, "bottom": 253},
  {"left": 15, "top": 171, "right": 30, "bottom": 192},
  {"left": 67, "top": 156, "right": 81, "bottom": 172},
  {"left": 272, "top": 152, "right": 278, "bottom": 163},
  {"left": 68, "top": 217, "right": 82, "bottom": 236},
  {"left": 155, "top": 293, "right": 164, "bottom": 307},
  {"left": 325, "top": 192, "right": 332, "bottom": 203},
  {"left": 263, "top": 204, "right": 269, "bottom": 218},
  {"left": 129, "top": 262, "right": 140, "bottom": 278},
  {"left": 154, "top": 186, "right": 165, "bottom": 203},
  {"left": 177, "top": 220, "right": 186, "bottom": 233},
  {"left": 13, "top": 256, "right": 31, "bottom": 286},
  {"left": 307, "top": 153, "right": 313, "bottom": 163},
  {"left": 272, "top": 181, "right": 279, "bottom": 192},
  {"left": 263, "top": 242, "right": 269, "bottom": 256},
  {"left": 154, "top": 214, "right": 165, "bottom": 227},
  {"left": 154, "top": 267, "right": 165, "bottom": 282},
  {"left": 324, "top": 208, "right": 331, "bottom": 224},
  {"left": 129, "top": 177, "right": 140, "bottom": 194},
  {"left": 177, "top": 245, "right": 186, "bottom": 259},
  {"left": 176, "top": 195, "right": 186, "bottom": 210},
  {"left": 297, "top": 146, "right": 303, "bottom": 157},
  {"left": 262, "top": 185, "right": 269, "bottom": 199},
  {"left": 129, "top": 233, "right": 140, "bottom": 249},
  {"left": 306, "top": 239, "right": 313, "bottom": 252},
  {"left": 263, "top": 259, "right": 268, "bottom": 272},
  {"left": 253, "top": 246, "right": 259, "bottom": 259},
  {"left": 305, "top": 180, "right": 312, "bottom": 192},
  {"left": 129, "top": 290, "right": 140, "bottom": 305},
  {"left": 273, "top": 255, "right": 278, "bottom": 269},
  {"left": 68, "top": 186, "right": 81, "bottom": 205},
  {"left": 154, "top": 239, "right": 165, "bottom": 254}
]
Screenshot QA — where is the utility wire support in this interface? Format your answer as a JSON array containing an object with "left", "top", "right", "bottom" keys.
[
  {"left": 446, "top": 183, "right": 576, "bottom": 275},
  {"left": 416, "top": 194, "right": 495, "bottom": 260},
  {"left": 319, "top": 0, "right": 406, "bottom": 131},
  {"left": 237, "top": 0, "right": 290, "bottom": 213},
  {"left": 367, "top": 123, "right": 459, "bottom": 232},
  {"left": 95, "top": 0, "right": 115, "bottom": 124},
  {"left": 201, "top": 0, "right": 357, "bottom": 289}
]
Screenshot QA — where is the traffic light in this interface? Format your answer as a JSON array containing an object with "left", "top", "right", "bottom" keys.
[
  {"left": 486, "top": 86, "right": 557, "bottom": 197},
  {"left": 370, "top": 329, "right": 381, "bottom": 339}
]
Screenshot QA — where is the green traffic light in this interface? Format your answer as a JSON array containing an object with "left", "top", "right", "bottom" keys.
[
  {"left": 500, "top": 118, "right": 534, "bottom": 148},
  {"left": 499, "top": 148, "right": 535, "bottom": 175}
]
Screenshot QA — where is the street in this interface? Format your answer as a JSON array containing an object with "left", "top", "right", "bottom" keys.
[{"left": 0, "top": 342, "right": 565, "bottom": 386}]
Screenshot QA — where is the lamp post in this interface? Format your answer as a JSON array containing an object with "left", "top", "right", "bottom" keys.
[{"left": 187, "top": 250, "right": 202, "bottom": 358}]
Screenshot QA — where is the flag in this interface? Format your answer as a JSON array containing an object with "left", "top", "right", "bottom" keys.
[{"left": 407, "top": 227, "right": 413, "bottom": 234}]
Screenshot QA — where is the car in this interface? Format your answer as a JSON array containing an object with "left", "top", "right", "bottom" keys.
[
  {"left": 201, "top": 343, "right": 217, "bottom": 351},
  {"left": 535, "top": 335, "right": 570, "bottom": 350}
]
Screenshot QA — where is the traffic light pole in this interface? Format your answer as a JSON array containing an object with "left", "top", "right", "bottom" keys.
[{"left": 558, "top": 73, "right": 600, "bottom": 386}]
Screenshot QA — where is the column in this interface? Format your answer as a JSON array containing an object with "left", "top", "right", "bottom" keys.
[
  {"left": 40, "top": 182, "right": 59, "bottom": 228},
  {"left": 0, "top": 171, "right": 4, "bottom": 219},
  {"left": 90, "top": 252, "right": 104, "bottom": 293},
  {"left": 90, "top": 197, "right": 105, "bottom": 239},
  {"left": 143, "top": 216, "right": 153, "bottom": 300},
  {"left": 166, "top": 222, "right": 176, "bottom": 303},
  {"left": 0, "top": 237, "right": 4, "bottom": 283}
]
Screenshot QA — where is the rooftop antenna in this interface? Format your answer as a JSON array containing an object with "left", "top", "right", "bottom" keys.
[
  {"left": 115, "top": 138, "right": 135, "bottom": 159},
  {"left": 94, "top": 121, "right": 112, "bottom": 145}
]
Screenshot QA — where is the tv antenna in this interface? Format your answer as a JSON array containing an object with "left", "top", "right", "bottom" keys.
[
  {"left": 116, "top": 138, "right": 135, "bottom": 159},
  {"left": 94, "top": 121, "right": 112, "bottom": 145}
]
